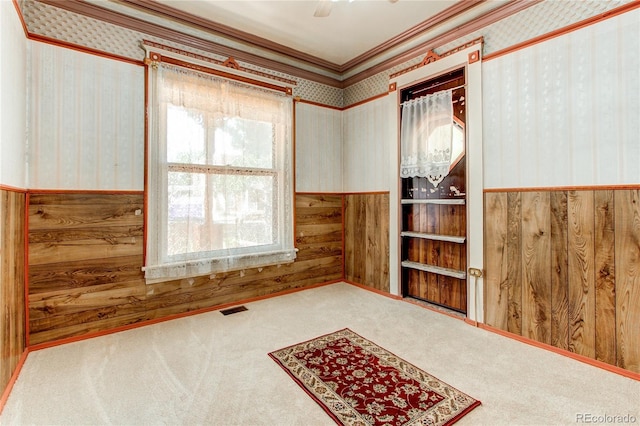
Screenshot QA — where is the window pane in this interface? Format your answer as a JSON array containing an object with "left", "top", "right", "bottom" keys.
[
  {"left": 167, "top": 171, "right": 275, "bottom": 257},
  {"left": 167, "top": 171, "right": 206, "bottom": 256},
  {"left": 212, "top": 117, "right": 273, "bottom": 168},
  {"left": 209, "top": 173, "right": 274, "bottom": 249},
  {"left": 167, "top": 105, "right": 206, "bottom": 164}
]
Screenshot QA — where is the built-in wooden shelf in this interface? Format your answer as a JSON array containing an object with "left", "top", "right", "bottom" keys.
[
  {"left": 401, "top": 260, "right": 467, "bottom": 280},
  {"left": 401, "top": 198, "right": 465, "bottom": 205},
  {"left": 400, "top": 231, "right": 466, "bottom": 243}
]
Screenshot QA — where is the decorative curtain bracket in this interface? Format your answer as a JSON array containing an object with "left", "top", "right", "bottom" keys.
[
  {"left": 222, "top": 56, "right": 241, "bottom": 70},
  {"left": 421, "top": 50, "right": 442, "bottom": 66}
]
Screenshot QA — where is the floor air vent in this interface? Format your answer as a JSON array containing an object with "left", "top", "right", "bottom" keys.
[{"left": 220, "top": 305, "right": 248, "bottom": 316}]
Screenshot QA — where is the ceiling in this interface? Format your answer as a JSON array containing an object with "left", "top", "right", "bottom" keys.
[
  {"left": 154, "top": 0, "right": 460, "bottom": 65},
  {"left": 115, "top": 0, "right": 515, "bottom": 78}
]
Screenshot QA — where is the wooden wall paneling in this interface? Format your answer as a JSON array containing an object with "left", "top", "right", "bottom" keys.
[
  {"left": 0, "top": 190, "right": 26, "bottom": 393},
  {"left": 549, "top": 191, "right": 569, "bottom": 350},
  {"left": 506, "top": 192, "right": 523, "bottom": 334},
  {"left": 484, "top": 188, "right": 639, "bottom": 374},
  {"left": 484, "top": 192, "right": 508, "bottom": 329},
  {"left": 377, "top": 194, "right": 390, "bottom": 292},
  {"left": 28, "top": 194, "right": 144, "bottom": 266},
  {"left": 27, "top": 193, "right": 146, "bottom": 343},
  {"left": 614, "top": 190, "right": 640, "bottom": 373},
  {"left": 567, "top": 191, "right": 596, "bottom": 358},
  {"left": 29, "top": 193, "right": 344, "bottom": 345},
  {"left": 520, "top": 191, "right": 551, "bottom": 344},
  {"left": 295, "top": 194, "right": 343, "bottom": 262},
  {"left": 593, "top": 190, "right": 616, "bottom": 365},
  {"left": 438, "top": 205, "right": 458, "bottom": 310},
  {"left": 28, "top": 255, "right": 144, "bottom": 294},
  {"left": 365, "top": 194, "right": 376, "bottom": 287},
  {"left": 344, "top": 195, "right": 355, "bottom": 283},
  {"left": 345, "top": 193, "right": 389, "bottom": 292},
  {"left": 450, "top": 204, "right": 465, "bottom": 311},
  {"left": 353, "top": 194, "right": 367, "bottom": 283},
  {"left": 459, "top": 204, "right": 468, "bottom": 312},
  {"left": 416, "top": 204, "right": 428, "bottom": 299},
  {"left": 425, "top": 204, "right": 439, "bottom": 302}
]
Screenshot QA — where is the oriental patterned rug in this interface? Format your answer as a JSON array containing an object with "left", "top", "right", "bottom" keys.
[{"left": 269, "top": 328, "right": 480, "bottom": 426}]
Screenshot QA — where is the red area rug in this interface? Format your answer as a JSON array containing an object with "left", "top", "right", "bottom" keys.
[{"left": 269, "top": 328, "right": 480, "bottom": 426}]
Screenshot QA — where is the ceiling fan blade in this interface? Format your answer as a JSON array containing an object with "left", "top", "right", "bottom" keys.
[{"left": 313, "top": 0, "right": 332, "bottom": 17}]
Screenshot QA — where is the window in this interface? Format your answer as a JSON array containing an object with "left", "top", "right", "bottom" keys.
[{"left": 145, "top": 62, "right": 295, "bottom": 283}]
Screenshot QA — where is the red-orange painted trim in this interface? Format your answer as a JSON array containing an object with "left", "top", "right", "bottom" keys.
[
  {"left": 342, "top": 191, "right": 390, "bottom": 196},
  {"left": 344, "top": 280, "right": 403, "bottom": 301},
  {"left": 143, "top": 63, "right": 149, "bottom": 265},
  {"left": 468, "top": 50, "right": 480, "bottom": 64},
  {"left": 484, "top": 184, "right": 640, "bottom": 193},
  {"left": 346, "top": 281, "right": 470, "bottom": 322},
  {"left": 27, "top": 189, "right": 144, "bottom": 195},
  {"left": 389, "top": 37, "right": 483, "bottom": 80},
  {"left": 27, "top": 280, "right": 342, "bottom": 352},
  {"left": 404, "top": 298, "right": 467, "bottom": 321},
  {"left": 297, "top": 92, "right": 391, "bottom": 112},
  {"left": 0, "top": 349, "right": 29, "bottom": 415},
  {"left": 29, "top": 34, "right": 144, "bottom": 67},
  {"left": 388, "top": 83, "right": 397, "bottom": 92},
  {"left": 295, "top": 191, "right": 345, "bottom": 196},
  {"left": 143, "top": 40, "right": 298, "bottom": 87},
  {"left": 154, "top": 54, "right": 292, "bottom": 95},
  {"left": 341, "top": 195, "right": 346, "bottom": 279},
  {"left": 343, "top": 92, "right": 389, "bottom": 111},
  {"left": 477, "top": 323, "right": 640, "bottom": 381},
  {"left": 10, "top": 0, "right": 29, "bottom": 38},
  {"left": 292, "top": 99, "right": 298, "bottom": 249},
  {"left": 0, "top": 185, "right": 26, "bottom": 193},
  {"left": 295, "top": 98, "right": 342, "bottom": 111},
  {"left": 484, "top": 1, "right": 640, "bottom": 62},
  {"left": 24, "top": 193, "right": 30, "bottom": 348},
  {"left": 222, "top": 56, "right": 240, "bottom": 70}
]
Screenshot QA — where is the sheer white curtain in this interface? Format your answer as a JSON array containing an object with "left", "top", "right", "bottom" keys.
[
  {"left": 145, "top": 63, "right": 295, "bottom": 283},
  {"left": 400, "top": 90, "right": 453, "bottom": 187}
]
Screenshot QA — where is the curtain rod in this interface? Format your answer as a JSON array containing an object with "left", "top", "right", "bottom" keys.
[{"left": 401, "top": 84, "right": 466, "bottom": 106}]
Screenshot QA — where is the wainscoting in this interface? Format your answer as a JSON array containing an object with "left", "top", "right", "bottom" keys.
[
  {"left": 484, "top": 189, "right": 640, "bottom": 373},
  {"left": 27, "top": 192, "right": 343, "bottom": 345},
  {"left": 344, "top": 193, "right": 390, "bottom": 293},
  {"left": 0, "top": 189, "right": 26, "bottom": 394}
]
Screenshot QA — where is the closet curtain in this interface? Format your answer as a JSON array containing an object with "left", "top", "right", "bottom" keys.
[{"left": 400, "top": 90, "right": 453, "bottom": 187}]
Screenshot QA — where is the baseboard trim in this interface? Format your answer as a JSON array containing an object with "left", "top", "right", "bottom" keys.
[
  {"left": 475, "top": 323, "right": 640, "bottom": 381},
  {"left": 345, "top": 280, "right": 640, "bottom": 381},
  {"left": 343, "top": 280, "right": 401, "bottom": 300},
  {"left": 0, "top": 349, "right": 29, "bottom": 415}
]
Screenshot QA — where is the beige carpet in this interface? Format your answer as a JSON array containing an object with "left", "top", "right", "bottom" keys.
[{"left": 1, "top": 282, "right": 638, "bottom": 425}]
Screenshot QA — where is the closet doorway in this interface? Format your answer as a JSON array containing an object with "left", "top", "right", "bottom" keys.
[{"left": 399, "top": 68, "right": 467, "bottom": 313}]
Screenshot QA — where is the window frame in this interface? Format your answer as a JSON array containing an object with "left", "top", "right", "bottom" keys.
[{"left": 143, "top": 50, "right": 296, "bottom": 284}]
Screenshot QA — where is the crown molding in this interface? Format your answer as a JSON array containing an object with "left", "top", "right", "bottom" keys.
[
  {"left": 337, "top": 0, "right": 484, "bottom": 73},
  {"left": 29, "top": 0, "right": 541, "bottom": 90},
  {"left": 120, "top": 0, "right": 342, "bottom": 73},
  {"left": 342, "top": 0, "right": 542, "bottom": 88},
  {"left": 33, "top": 0, "right": 344, "bottom": 87}
]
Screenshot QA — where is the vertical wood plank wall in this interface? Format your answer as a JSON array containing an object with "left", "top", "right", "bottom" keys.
[
  {"left": 344, "top": 193, "right": 390, "bottom": 293},
  {"left": 485, "top": 189, "right": 640, "bottom": 373},
  {"left": 0, "top": 189, "right": 26, "bottom": 393},
  {"left": 27, "top": 193, "right": 343, "bottom": 345}
]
